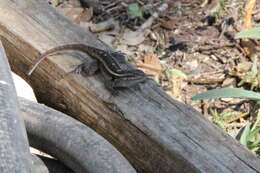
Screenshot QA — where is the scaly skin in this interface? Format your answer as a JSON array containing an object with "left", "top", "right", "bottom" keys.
[{"left": 28, "top": 44, "right": 147, "bottom": 91}]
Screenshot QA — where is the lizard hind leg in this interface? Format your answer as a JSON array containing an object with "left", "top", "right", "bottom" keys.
[{"left": 71, "top": 59, "right": 99, "bottom": 76}]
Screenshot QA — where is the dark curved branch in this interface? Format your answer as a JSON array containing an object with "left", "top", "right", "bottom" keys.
[
  {"left": 32, "top": 154, "right": 74, "bottom": 173},
  {"left": 31, "top": 154, "right": 49, "bottom": 173},
  {"left": 19, "top": 97, "right": 137, "bottom": 173},
  {"left": 0, "top": 42, "right": 31, "bottom": 172}
]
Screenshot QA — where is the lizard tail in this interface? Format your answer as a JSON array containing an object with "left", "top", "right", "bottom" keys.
[
  {"left": 27, "top": 54, "right": 47, "bottom": 76},
  {"left": 27, "top": 44, "right": 85, "bottom": 76}
]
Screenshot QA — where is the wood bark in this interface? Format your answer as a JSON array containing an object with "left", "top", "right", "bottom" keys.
[{"left": 0, "top": 0, "right": 259, "bottom": 173}]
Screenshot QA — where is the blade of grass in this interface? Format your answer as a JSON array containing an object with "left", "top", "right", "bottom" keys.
[
  {"left": 240, "top": 123, "right": 251, "bottom": 146},
  {"left": 251, "top": 114, "right": 260, "bottom": 131},
  {"left": 192, "top": 88, "right": 260, "bottom": 101},
  {"left": 235, "top": 26, "right": 260, "bottom": 39}
]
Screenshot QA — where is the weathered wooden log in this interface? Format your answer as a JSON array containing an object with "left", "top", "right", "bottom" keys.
[
  {"left": 0, "top": 0, "right": 259, "bottom": 173},
  {"left": 0, "top": 41, "right": 32, "bottom": 172}
]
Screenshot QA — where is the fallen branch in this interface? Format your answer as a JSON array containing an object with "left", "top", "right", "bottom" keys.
[
  {"left": 20, "top": 97, "right": 136, "bottom": 173},
  {"left": 0, "top": 41, "right": 31, "bottom": 172}
]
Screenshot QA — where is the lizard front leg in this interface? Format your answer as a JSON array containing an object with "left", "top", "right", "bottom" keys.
[
  {"left": 103, "top": 76, "right": 147, "bottom": 95},
  {"left": 98, "top": 64, "right": 118, "bottom": 94}
]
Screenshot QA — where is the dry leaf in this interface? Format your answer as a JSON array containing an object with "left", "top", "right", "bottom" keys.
[
  {"left": 75, "top": 8, "right": 93, "bottom": 23},
  {"left": 160, "top": 17, "right": 178, "bottom": 30},
  {"left": 98, "top": 34, "right": 115, "bottom": 47},
  {"left": 240, "top": 0, "right": 257, "bottom": 57},
  {"left": 137, "top": 52, "right": 162, "bottom": 80},
  {"left": 57, "top": 7, "right": 84, "bottom": 22},
  {"left": 165, "top": 68, "right": 187, "bottom": 100},
  {"left": 123, "top": 29, "right": 146, "bottom": 46},
  {"left": 89, "top": 18, "right": 116, "bottom": 33}
]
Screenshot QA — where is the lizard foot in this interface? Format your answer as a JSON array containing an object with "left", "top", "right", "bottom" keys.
[{"left": 104, "top": 80, "right": 119, "bottom": 95}]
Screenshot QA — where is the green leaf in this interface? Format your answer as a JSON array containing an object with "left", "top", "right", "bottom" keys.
[
  {"left": 192, "top": 88, "right": 260, "bottom": 101},
  {"left": 251, "top": 114, "right": 260, "bottom": 131},
  {"left": 210, "top": 109, "right": 225, "bottom": 129},
  {"left": 127, "top": 3, "right": 143, "bottom": 18},
  {"left": 235, "top": 27, "right": 260, "bottom": 39},
  {"left": 239, "top": 123, "right": 251, "bottom": 146},
  {"left": 250, "top": 137, "right": 260, "bottom": 148},
  {"left": 165, "top": 68, "right": 187, "bottom": 79}
]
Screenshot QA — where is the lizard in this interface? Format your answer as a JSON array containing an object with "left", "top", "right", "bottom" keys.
[{"left": 27, "top": 43, "right": 147, "bottom": 91}]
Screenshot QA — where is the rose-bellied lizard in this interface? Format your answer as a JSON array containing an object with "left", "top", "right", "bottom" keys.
[{"left": 27, "top": 43, "right": 147, "bottom": 92}]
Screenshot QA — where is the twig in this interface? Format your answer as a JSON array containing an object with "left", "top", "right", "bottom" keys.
[
  {"left": 243, "top": 0, "right": 256, "bottom": 29},
  {"left": 138, "top": 3, "right": 168, "bottom": 32}
]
